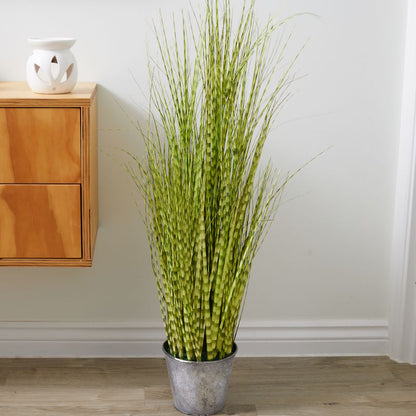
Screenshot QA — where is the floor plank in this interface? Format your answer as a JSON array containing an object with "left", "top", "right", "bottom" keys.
[{"left": 0, "top": 356, "right": 415, "bottom": 415}]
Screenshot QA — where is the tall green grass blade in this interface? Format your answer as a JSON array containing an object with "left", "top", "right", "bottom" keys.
[{"left": 126, "top": 0, "right": 306, "bottom": 361}]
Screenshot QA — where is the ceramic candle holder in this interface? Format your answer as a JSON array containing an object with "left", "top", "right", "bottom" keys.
[{"left": 26, "top": 38, "right": 78, "bottom": 94}]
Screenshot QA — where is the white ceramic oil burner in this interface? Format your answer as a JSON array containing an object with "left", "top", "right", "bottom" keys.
[{"left": 26, "top": 38, "right": 78, "bottom": 94}]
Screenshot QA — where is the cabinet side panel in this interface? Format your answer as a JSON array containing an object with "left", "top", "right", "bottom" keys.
[
  {"left": 80, "top": 89, "right": 98, "bottom": 263},
  {"left": 90, "top": 92, "right": 98, "bottom": 256},
  {"left": 81, "top": 106, "right": 91, "bottom": 260}
]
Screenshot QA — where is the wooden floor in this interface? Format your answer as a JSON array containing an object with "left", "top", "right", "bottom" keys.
[{"left": 0, "top": 356, "right": 415, "bottom": 415}]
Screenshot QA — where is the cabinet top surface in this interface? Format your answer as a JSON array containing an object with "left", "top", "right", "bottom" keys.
[{"left": 0, "top": 82, "right": 97, "bottom": 106}]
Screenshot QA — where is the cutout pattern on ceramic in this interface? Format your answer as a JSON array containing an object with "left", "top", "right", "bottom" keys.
[{"left": 26, "top": 38, "right": 78, "bottom": 94}]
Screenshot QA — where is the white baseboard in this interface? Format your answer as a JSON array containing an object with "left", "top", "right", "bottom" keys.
[
  {"left": 236, "top": 320, "right": 388, "bottom": 357},
  {"left": 0, "top": 319, "right": 388, "bottom": 358}
]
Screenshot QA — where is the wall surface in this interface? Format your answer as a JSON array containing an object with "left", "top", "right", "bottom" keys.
[{"left": 0, "top": 0, "right": 407, "bottom": 354}]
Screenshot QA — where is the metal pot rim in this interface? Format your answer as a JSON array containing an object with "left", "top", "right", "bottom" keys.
[{"left": 162, "top": 340, "right": 238, "bottom": 364}]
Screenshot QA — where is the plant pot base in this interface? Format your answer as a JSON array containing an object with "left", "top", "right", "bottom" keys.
[{"left": 163, "top": 341, "right": 237, "bottom": 416}]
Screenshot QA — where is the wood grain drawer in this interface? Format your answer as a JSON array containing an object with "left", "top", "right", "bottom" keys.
[
  {"left": 0, "top": 185, "right": 81, "bottom": 258},
  {"left": 0, "top": 108, "right": 81, "bottom": 183}
]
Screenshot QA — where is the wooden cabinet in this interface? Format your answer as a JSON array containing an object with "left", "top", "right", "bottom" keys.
[{"left": 0, "top": 82, "right": 97, "bottom": 266}]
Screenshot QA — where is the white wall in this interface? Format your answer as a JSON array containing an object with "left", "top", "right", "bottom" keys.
[{"left": 0, "top": 0, "right": 407, "bottom": 353}]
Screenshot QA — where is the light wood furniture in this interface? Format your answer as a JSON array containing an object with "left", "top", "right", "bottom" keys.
[
  {"left": 0, "top": 82, "right": 98, "bottom": 266},
  {"left": 0, "top": 356, "right": 414, "bottom": 415}
]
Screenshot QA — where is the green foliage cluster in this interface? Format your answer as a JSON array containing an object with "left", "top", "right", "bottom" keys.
[{"left": 127, "top": 0, "right": 301, "bottom": 361}]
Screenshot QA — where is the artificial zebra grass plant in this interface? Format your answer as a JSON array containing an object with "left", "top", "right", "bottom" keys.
[{"left": 127, "top": 0, "right": 303, "bottom": 361}]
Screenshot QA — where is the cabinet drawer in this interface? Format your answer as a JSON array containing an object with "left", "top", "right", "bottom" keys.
[
  {"left": 0, "top": 185, "right": 81, "bottom": 258},
  {"left": 0, "top": 108, "right": 81, "bottom": 183}
]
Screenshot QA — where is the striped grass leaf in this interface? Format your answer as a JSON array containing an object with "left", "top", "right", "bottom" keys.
[{"left": 126, "top": 0, "right": 305, "bottom": 361}]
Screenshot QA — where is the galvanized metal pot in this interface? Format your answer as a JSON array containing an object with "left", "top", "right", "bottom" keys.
[{"left": 163, "top": 341, "right": 237, "bottom": 415}]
